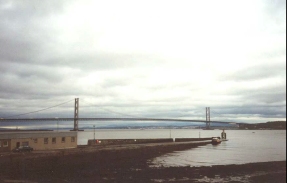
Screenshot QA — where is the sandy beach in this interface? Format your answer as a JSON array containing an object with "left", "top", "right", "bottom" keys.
[{"left": 0, "top": 142, "right": 285, "bottom": 183}]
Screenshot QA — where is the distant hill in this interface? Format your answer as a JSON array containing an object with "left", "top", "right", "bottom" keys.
[{"left": 238, "top": 121, "right": 286, "bottom": 130}]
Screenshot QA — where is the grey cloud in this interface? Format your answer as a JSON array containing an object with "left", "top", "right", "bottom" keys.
[
  {"left": 262, "top": 0, "right": 286, "bottom": 32},
  {"left": 46, "top": 54, "right": 138, "bottom": 70},
  {"left": 244, "top": 91, "right": 286, "bottom": 104},
  {"left": 212, "top": 106, "right": 286, "bottom": 119},
  {"left": 255, "top": 49, "right": 286, "bottom": 60},
  {"left": 1, "top": 62, "right": 64, "bottom": 81},
  {"left": 0, "top": 1, "right": 66, "bottom": 18},
  {"left": 0, "top": 1, "right": 165, "bottom": 71},
  {"left": 101, "top": 77, "right": 131, "bottom": 88},
  {"left": 0, "top": 30, "right": 41, "bottom": 63},
  {"left": 0, "top": 1, "right": 66, "bottom": 62},
  {"left": 0, "top": 70, "right": 79, "bottom": 100},
  {"left": 225, "top": 83, "right": 286, "bottom": 106},
  {"left": 42, "top": 52, "right": 167, "bottom": 71},
  {"left": 221, "top": 63, "right": 285, "bottom": 81},
  {"left": 263, "top": 0, "right": 286, "bottom": 15},
  {"left": 0, "top": 0, "right": 285, "bottom": 123}
]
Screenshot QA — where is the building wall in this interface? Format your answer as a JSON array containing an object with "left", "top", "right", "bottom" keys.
[
  {"left": 10, "top": 136, "right": 77, "bottom": 151},
  {"left": 0, "top": 139, "right": 12, "bottom": 152},
  {"left": 0, "top": 131, "right": 77, "bottom": 152}
]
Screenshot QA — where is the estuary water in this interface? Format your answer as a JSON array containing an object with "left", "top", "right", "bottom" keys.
[{"left": 77, "top": 129, "right": 286, "bottom": 167}]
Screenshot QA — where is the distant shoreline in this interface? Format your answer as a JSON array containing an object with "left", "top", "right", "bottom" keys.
[{"left": 1, "top": 121, "right": 285, "bottom": 131}]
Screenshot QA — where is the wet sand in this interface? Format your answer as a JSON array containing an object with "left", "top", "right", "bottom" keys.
[{"left": 0, "top": 142, "right": 285, "bottom": 183}]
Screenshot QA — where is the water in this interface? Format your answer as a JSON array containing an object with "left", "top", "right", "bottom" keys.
[{"left": 77, "top": 129, "right": 286, "bottom": 167}]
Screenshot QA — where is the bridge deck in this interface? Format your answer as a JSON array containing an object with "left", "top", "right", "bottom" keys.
[{"left": 0, "top": 117, "right": 236, "bottom": 124}]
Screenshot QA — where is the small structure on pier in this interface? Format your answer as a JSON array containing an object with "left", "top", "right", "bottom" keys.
[{"left": 221, "top": 129, "right": 228, "bottom": 141}]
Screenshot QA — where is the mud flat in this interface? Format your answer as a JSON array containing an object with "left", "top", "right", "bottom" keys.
[{"left": 0, "top": 141, "right": 285, "bottom": 183}]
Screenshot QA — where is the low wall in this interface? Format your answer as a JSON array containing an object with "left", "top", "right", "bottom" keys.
[
  {"left": 174, "top": 138, "right": 212, "bottom": 142},
  {"left": 87, "top": 138, "right": 173, "bottom": 146}
]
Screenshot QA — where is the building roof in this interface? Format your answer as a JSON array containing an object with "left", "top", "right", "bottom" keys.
[{"left": 0, "top": 131, "right": 77, "bottom": 139}]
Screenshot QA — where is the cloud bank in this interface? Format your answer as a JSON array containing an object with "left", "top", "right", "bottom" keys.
[{"left": 0, "top": 0, "right": 285, "bottom": 124}]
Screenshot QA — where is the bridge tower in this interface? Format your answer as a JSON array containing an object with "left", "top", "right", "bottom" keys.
[
  {"left": 206, "top": 107, "right": 210, "bottom": 129},
  {"left": 73, "top": 98, "right": 79, "bottom": 131}
]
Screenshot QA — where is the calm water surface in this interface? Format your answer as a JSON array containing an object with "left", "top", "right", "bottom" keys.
[{"left": 77, "top": 129, "right": 286, "bottom": 167}]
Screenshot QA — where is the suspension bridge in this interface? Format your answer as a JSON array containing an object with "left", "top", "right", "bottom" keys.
[{"left": 0, "top": 98, "right": 238, "bottom": 130}]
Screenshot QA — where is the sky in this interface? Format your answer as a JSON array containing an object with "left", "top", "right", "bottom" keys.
[{"left": 0, "top": 0, "right": 286, "bottom": 125}]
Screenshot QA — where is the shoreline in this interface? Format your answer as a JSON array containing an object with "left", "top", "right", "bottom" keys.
[{"left": 0, "top": 142, "right": 285, "bottom": 182}]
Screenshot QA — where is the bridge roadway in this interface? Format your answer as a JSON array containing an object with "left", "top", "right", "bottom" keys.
[{"left": 0, "top": 117, "right": 236, "bottom": 124}]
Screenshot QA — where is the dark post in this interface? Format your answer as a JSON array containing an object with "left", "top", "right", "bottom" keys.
[
  {"left": 56, "top": 117, "right": 59, "bottom": 132},
  {"left": 93, "top": 125, "right": 95, "bottom": 144},
  {"left": 221, "top": 129, "right": 226, "bottom": 139}
]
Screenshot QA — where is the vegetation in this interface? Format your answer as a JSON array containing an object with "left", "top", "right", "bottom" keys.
[{"left": 238, "top": 121, "right": 286, "bottom": 130}]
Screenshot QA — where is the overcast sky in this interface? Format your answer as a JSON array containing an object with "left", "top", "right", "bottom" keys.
[{"left": 0, "top": 0, "right": 286, "bottom": 124}]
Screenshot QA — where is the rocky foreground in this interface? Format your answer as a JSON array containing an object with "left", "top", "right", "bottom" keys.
[{"left": 0, "top": 142, "right": 285, "bottom": 183}]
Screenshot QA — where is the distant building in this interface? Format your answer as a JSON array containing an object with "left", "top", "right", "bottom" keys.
[{"left": 0, "top": 131, "right": 77, "bottom": 152}]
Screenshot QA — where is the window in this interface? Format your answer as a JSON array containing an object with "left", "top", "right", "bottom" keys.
[
  {"left": 34, "top": 138, "right": 38, "bottom": 143},
  {"left": 3, "top": 141, "right": 8, "bottom": 147},
  {"left": 52, "top": 138, "right": 56, "bottom": 144},
  {"left": 61, "top": 137, "right": 65, "bottom": 143},
  {"left": 71, "top": 137, "right": 75, "bottom": 142},
  {"left": 44, "top": 138, "right": 48, "bottom": 144}
]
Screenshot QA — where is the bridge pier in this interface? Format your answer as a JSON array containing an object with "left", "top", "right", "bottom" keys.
[
  {"left": 206, "top": 107, "right": 211, "bottom": 129},
  {"left": 72, "top": 98, "right": 79, "bottom": 131},
  {"left": 206, "top": 121, "right": 211, "bottom": 129}
]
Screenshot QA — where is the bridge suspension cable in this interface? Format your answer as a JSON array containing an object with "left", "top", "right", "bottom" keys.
[
  {"left": 81, "top": 100, "right": 145, "bottom": 118},
  {"left": 210, "top": 109, "right": 222, "bottom": 116},
  {"left": 1, "top": 99, "right": 74, "bottom": 119}
]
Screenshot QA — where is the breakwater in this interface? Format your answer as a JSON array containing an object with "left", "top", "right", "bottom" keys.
[
  {"left": 175, "top": 137, "right": 212, "bottom": 142},
  {"left": 87, "top": 138, "right": 173, "bottom": 145},
  {"left": 87, "top": 137, "right": 212, "bottom": 146}
]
